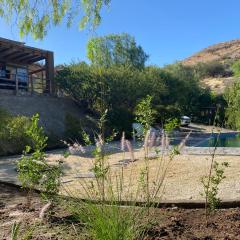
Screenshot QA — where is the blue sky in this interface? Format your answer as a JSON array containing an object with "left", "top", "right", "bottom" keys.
[{"left": 1, "top": 0, "right": 240, "bottom": 66}]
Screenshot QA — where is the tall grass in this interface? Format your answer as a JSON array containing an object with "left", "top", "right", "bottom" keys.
[{"left": 61, "top": 128, "right": 190, "bottom": 240}]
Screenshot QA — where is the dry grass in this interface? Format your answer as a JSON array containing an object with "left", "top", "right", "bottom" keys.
[{"left": 201, "top": 76, "right": 237, "bottom": 94}]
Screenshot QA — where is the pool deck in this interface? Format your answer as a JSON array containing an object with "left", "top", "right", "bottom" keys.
[{"left": 183, "top": 147, "right": 240, "bottom": 155}]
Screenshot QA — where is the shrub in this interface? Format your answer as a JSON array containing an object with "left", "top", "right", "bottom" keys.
[
  {"left": 134, "top": 95, "right": 157, "bottom": 132},
  {"left": 0, "top": 108, "right": 30, "bottom": 156},
  {"left": 17, "top": 114, "right": 62, "bottom": 203},
  {"left": 194, "top": 61, "right": 228, "bottom": 78},
  {"left": 64, "top": 113, "right": 83, "bottom": 141},
  {"left": 56, "top": 62, "right": 211, "bottom": 135},
  {"left": 231, "top": 60, "right": 240, "bottom": 77},
  {"left": 164, "top": 118, "right": 180, "bottom": 133},
  {"left": 201, "top": 161, "right": 229, "bottom": 215}
]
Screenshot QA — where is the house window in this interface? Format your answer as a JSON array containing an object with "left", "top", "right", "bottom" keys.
[
  {"left": 17, "top": 67, "right": 28, "bottom": 83},
  {"left": 6, "top": 66, "right": 16, "bottom": 80},
  {"left": 0, "top": 63, "right": 6, "bottom": 78}
]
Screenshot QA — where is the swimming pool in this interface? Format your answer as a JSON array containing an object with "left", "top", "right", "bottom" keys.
[{"left": 196, "top": 133, "right": 240, "bottom": 147}]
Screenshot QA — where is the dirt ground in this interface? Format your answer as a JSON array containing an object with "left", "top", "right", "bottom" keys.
[
  {"left": 1, "top": 182, "right": 240, "bottom": 240},
  {"left": 0, "top": 183, "right": 84, "bottom": 240}
]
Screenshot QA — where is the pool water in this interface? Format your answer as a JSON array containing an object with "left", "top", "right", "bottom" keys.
[{"left": 197, "top": 133, "right": 240, "bottom": 147}]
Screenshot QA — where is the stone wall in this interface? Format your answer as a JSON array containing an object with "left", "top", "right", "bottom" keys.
[{"left": 0, "top": 93, "right": 92, "bottom": 138}]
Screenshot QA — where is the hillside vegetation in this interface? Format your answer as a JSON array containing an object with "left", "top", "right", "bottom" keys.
[{"left": 181, "top": 39, "right": 240, "bottom": 93}]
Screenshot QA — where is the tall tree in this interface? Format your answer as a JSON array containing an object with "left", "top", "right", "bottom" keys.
[
  {"left": 87, "top": 33, "right": 149, "bottom": 69},
  {"left": 224, "top": 81, "right": 240, "bottom": 130},
  {"left": 223, "top": 61, "right": 240, "bottom": 129},
  {"left": 0, "top": 0, "right": 111, "bottom": 39}
]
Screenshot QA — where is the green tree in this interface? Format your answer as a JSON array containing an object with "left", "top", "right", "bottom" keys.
[
  {"left": 87, "top": 33, "right": 149, "bottom": 68},
  {"left": 0, "top": 0, "right": 111, "bottom": 39},
  {"left": 224, "top": 61, "right": 240, "bottom": 130},
  {"left": 224, "top": 80, "right": 240, "bottom": 130},
  {"left": 56, "top": 62, "right": 212, "bottom": 134},
  {"left": 163, "top": 63, "right": 202, "bottom": 114}
]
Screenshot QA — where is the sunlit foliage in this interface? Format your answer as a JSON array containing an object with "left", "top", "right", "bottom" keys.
[{"left": 0, "top": 0, "right": 111, "bottom": 39}]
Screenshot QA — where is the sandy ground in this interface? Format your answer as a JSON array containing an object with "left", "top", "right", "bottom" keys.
[
  {"left": 0, "top": 122, "right": 239, "bottom": 202},
  {"left": 1, "top": 149, "right": 240, "bottom": 202},
  {"left": 47, "top": 149, "right": 240, "bottom": 202}
]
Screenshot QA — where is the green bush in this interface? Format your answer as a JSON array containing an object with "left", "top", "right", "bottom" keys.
[
  {"left": 134, "top": 95, "right": 156, "bottom": 132},
  {"left": 231, "top": 60, "right": 240, "bottom": 77},
  {"left": 0, "top": 108, "right": 30, "bottom": 156},
  {"left": 194, "top": 61, "right": 229, "bottom": 78},
  {"left": 64, "top": 113, "right": 83, "bottom": 141},
  {"left": 17, "top": 114, "right": 62, "bottom": 200},
  {"left": 56, "top": 62, "right": 213, "bottom": 135},
  {"left": 164, "top": 118, "right": 180, "bottom": 133}
]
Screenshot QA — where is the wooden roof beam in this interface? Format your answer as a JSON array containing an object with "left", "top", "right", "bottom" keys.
[
  {"left": 8, "top": 52, "right": 31, "bottom": 62},
  {"left": 27, "top": 56, "right": 45, "bottom": 64},
  {"left": 15, "top": 54, "right": 41, "bottom": 62},
  {"left": 13, "top": 53, "right": 33, "bottom": 62},
  {"left": 0, "top": 47, "right": 12, "bottom": 55},
  {"left": 3, "top": 51, "right": 25, "bottom": 59},
  {"left": 0, "top": 40, "right": 48, "bottom": 56}
]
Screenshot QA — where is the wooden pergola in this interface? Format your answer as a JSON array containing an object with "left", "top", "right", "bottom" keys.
[{"left": 0, "top": 37, "right": 54, "bottom": 94}]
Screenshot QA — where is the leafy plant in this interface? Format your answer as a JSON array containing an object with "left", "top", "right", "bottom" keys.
[
  {"left": 0, "top": 108, "right": 30, "bottom": 156},
  {"left": 17, "top": 114, "right": 62, "bottom": 205},
  {"left": 164, "top": 118, "right": 180, "bottom": 133},
  {"left": 134, "top": 95, "right": 156, "bottom": 133},
  {"left": 201, "top": 161, "right": 229, "bottom": 215},
  {"left": 0, "top": 0, "right": 111, "bottom": 39},
  {"left": 200, "top": 129, "right": 229, "bottom": 225}
]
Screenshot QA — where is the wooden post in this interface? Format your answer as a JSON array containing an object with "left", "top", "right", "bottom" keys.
[
  {"left": 30, "top": 74, "right": 33, "bottom": 94},
  {"left": 41, "top": 70, "right": 44, "bottom": 93},
  {"left": 15, "top": 74, "right": 18, "bottom": 95},
  {"left": 45, "top": 51, "right": 54, "bottom": 94}
]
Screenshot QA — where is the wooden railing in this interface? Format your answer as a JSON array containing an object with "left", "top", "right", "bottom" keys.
[{"left": 0, "top": 74, "right": 49, "bottom": 94}]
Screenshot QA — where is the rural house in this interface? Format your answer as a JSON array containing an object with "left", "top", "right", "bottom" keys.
[{"left": 0, "top": 37, "right": 54, "bottom": 94}]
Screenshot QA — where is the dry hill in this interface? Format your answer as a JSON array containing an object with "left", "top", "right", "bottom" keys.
[
  {"left": 182, "top": 39, "right": 240, "bottom": 65},
  {"left": 181, "top": 39, "right": 240, "bottom": 93}
]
